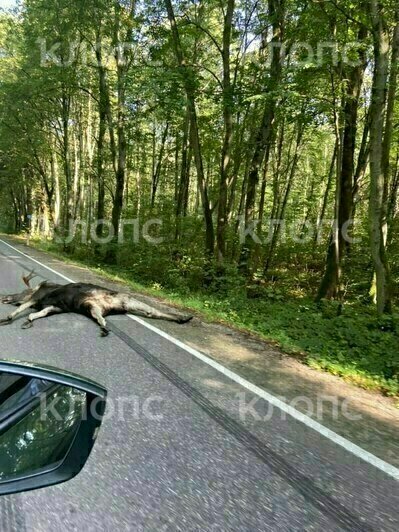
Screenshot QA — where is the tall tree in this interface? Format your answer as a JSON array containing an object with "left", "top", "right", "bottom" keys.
[
  {"left": 164, "top": 0, "right": 215, "bottom": 255},
  {"left": 368, "top": 0, "right": 392, "bottom": 314},
  {"left": 216, "top": 0, "right": 235, "bottom": 261},
  {"left": 240, "top": 0, "right": 285, "bottom": 275}
]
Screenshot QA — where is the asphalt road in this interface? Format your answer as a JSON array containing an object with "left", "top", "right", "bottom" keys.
[{"left": 0, "top": 238, "right": 398, "bottom": 532}]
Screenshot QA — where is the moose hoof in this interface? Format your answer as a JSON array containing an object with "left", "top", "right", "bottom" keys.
[
  {"left": 21, "top": 320, "right": 33, "bottom": 330},
  {"left": 101, "top": 328, "right": 110, "bottom": 337},
  {"left": 177, "top": 315, "right": 193, "bottom": 324},
  {"left": 0, "top": 317, "right": 12, "bottom": 326}
]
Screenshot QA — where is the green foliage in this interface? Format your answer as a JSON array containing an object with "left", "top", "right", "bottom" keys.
[
  {"left": 1, "top": 0, "right": 399, "bottom": 397},
  {"left": 30, "top": 236, "right": 399, "bottom": 398}
]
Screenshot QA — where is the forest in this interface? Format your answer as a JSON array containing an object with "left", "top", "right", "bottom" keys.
[{"left": 0, "top": 0, "right": 398, "bottom": 396}]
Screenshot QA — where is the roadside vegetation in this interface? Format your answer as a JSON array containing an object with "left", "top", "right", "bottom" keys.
[
  {"left": 26, "top": 237, "right": 399, "bottom": 398},
  {"left": 0, "top": 1, "right": 398, "bottom": 398}
]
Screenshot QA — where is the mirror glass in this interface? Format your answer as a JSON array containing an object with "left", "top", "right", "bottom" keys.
[{"left": 0, "top": 372, "right": 87, "bottom": 482}]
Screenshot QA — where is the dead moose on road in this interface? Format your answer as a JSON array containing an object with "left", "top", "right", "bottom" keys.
[{"left": 0, "top": 272, "right": 193, "bottom": 336}]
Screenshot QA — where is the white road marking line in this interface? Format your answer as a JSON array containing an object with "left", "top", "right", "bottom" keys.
[
  {"left": 1, "top": 237, "right": 398, "bottom": 481},
  {"left": 0, "top": 240, "right": 73, "bottom": 282},
  {"left": 127, "top": 315, "right": 399, "bottom": 481}
]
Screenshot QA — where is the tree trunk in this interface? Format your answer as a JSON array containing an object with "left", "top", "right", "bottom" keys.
[
  {"left": 107, "top": 3, "right": 136, "bottom": 260},
  {"left": 382, "top": 19, "right": 399, "bottom": 204},
  {"left": 239, "top": 0, "right": 284, "bottom": 274},
  {"left": 339, "top": 26, "right": 367, "bottom": 255},
  {"left": 51, "top": 150, "right": 61, "bottom": 232},
  {"left": 151, "top": 123, "right": 169, "bottom": 209},
  {"left": 175, "top": 106, "right": 191, "bottom": 241},
  {"left": 95, "top": 28, "right": 111, "bottom": 240},
  {"left": 387, "top": 152, "right": 399, "bottom": 233},
  {"left": 352, "top": 111, "right": 370, "bottom": 219},
  {"left": 216, "top": 0, "right": 235, "bottom": 261},
  {"left": 313, "top": 144, "right": 337, "bottom": 248},
  {"left": 165, "top": 0, "right": 214, "bottom": 255},
  {"left": 368, "top": 0, "right": 392, "bottom": 315},
  {"left": 317, "top": 28, "right": 366, "bottom": 299},
  {"left": 61, "top": 92, "right": 73, "bottom": 230},
  {"left": 264, "top": 124, "right": 303, "bottom": 274}
]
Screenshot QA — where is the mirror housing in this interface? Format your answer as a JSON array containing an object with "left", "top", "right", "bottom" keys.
[{"left": 0, "top": 360, "right": 106, "bottom": 495}]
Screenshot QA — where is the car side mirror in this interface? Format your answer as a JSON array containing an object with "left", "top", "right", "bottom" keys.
[{"left": 0, "top": 360, "right": 106, "bottom": 495}]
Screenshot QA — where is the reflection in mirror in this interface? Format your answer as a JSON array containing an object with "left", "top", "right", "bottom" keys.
[{"left": 0, "top": 372, "right": 87, "bottom": 482}]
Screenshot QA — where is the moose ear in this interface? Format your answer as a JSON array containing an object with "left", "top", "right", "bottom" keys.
[{"left": 0, "top": 360, "right": 106, "bottom": 496}]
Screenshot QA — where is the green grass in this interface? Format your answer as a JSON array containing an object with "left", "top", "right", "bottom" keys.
[{"left": 16, "top": 236, "right": 399, "bottom": 399}]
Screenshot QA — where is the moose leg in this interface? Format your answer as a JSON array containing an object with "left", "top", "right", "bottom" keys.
[
  {"left": 89, "top": 305, "right": 110, "bottom": 337},
  {"left": 0, "top": 301, "right": 36, "bottom": 325},
  {"left": 21, "top": 306, "right": 63, "bottom": 329},
  {"left": 121, "top": 297, "right": 193, "bottom": 324}
]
